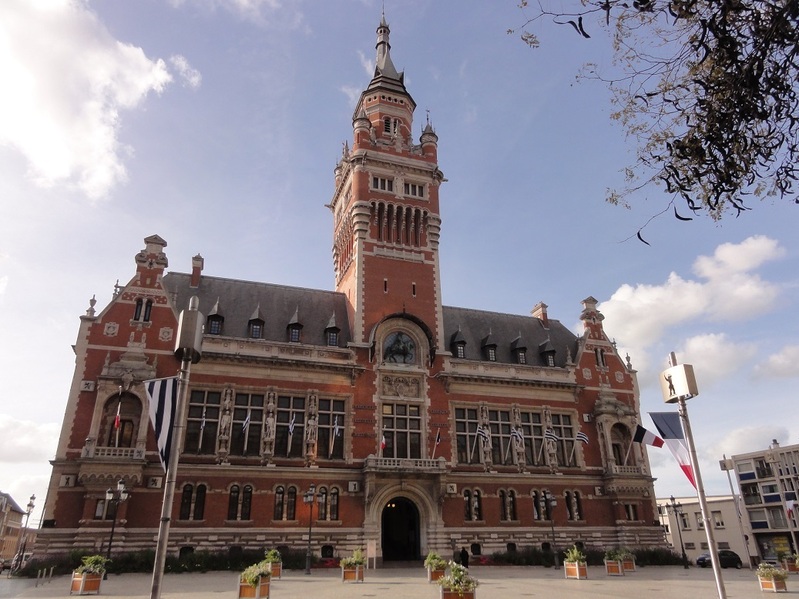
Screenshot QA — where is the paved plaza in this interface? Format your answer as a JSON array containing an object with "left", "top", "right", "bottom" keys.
[{"left": 1, "top": 565, "right": 788, "bottom": 599}]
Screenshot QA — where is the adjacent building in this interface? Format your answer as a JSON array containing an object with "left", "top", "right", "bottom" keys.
[
  {"left": 0, "top": 492, "right": 24, "bottom": 563},
  {"left": 729, "top": 440, "right": 799, "bottom": 561},
  {"left": 37, "top": 17, "right": 663, "bottom": 563}
]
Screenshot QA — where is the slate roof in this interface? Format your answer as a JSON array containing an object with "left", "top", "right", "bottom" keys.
[
  {"left": 163, "top": 273, "right": 351, "bottom": 347},
  {"left": 442, "top": 306, "right": 578, "bottom": 367}
]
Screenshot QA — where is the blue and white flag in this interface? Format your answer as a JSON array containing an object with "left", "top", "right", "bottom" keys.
[
  {"left": 575, "top": 431, "right": 589, "bottom": 444},
  {"left": 545, "top": 427, "right": 559, "bottom": 442},
  {"left": 241, "top": 410, "right": 251, "bottom": 435},
  {"left": 145, "top": 377, "right": 179, "bottom": 472},
  {"left": 511, "top": 427, "right": 524, "bottom": 442}
]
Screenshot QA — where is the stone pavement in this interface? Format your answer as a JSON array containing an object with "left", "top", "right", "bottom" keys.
[{"left": 2, "top": 565, "right": 786, "bottom": 599}]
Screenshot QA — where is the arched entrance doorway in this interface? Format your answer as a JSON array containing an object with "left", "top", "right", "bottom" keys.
[{"left": 381, "top": 497, "right": 420, "bottom": 561}]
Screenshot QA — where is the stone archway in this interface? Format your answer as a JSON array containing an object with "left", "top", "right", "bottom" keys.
[{"left": 381, "top": 496, "right": 420, "bottom": 561}]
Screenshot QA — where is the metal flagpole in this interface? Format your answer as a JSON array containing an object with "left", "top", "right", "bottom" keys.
[
  {"left": 115, "top": 386, "right": 123, "bottom": 448},
  {"left": 150, "top": 297, "right": 202, "bottom": 599}
]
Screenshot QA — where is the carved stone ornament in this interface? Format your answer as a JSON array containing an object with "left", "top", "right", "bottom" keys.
[{"left": 104, "top": 322, "right": 119, "bottom": 337}]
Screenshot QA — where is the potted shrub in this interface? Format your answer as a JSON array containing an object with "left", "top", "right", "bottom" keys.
[
  {"left": 437, "top": 560, "right": 478, "bottom": 598},
  {"left": 264, "top": 549, "right": 282, "bottom": 579},
  {"left": 619, "top": 548, "right": 636, "bottom": 572},
  {"left": 70, "top": 555, "right": 109, "bottom": 595},
  {"left": 425, "top": 551, "right": 448, "bottom": 582},
  {"left": 603, "top": 549, "right": 624, "bottom": 576},
  {"left": 780, "top": 552, "right": 799, "bottom": 574},
  {"left": 757, "top": 562, "right": 789, "bottom": 593},
  {"left": 340, "top": 548, "right": 366, "bottom": 583},
  {"left": 563, "top": 545, "right": 588, "bottom": 580},
  {"left": 238, "top": 560, "right": 271, "bottom": 598}
]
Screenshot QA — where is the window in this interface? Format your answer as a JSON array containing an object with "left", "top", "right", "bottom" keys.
[
  {"left": 464, "top": 489, "right": 482, "bottom": 521},
  {"left": 768, "top": 506, "right": 788, "bottom": 528},
  {"left": 403, "top": 182, "right": 425, "bottom": 198},
  {"left": 286, "top": 486, "right": 297, "bottom": 520},
  {"left": 316, "top": 486, "right": 341, "bottom": 521},
  {"left": 227, "top": 484, "right": 252, "bottom": 521},
  {"left": 326, "top": 330, "right": 339, "bottom": 346},
  {"left": 179, "top": 484, "right": 207, "bottom": 520},
  {"left": 241, "top": 485, "right": 253, "bottom": 520},
  {"left": 455, "top": 408, "right": 481, "bottom": 465},
  {"left": 288, "top": 325, "right": 301, "bottom": 343},
  {"left": 106, "top": 419, "right": 134, "bottom": 448},
  {"left": 550, "top": 413, "right": 577, "bottom": 467},
  {"left": 275, "top": 395, "right": 306, "bottom": 458},
  {"left": 695, "top": 512, "right": 704, "bottom": 530},
  {"left": 517, "top": 350, "right": 527, "bottom": 364},
  {"left": 680, "top": 512, "right": 690, "bottom": 530},
  {"left": 625, "top": 503, "right": 639, "bottom": 520},
  {"left": 712, "top": 511, "right": 725, "bottom": 528},
  {"left": 229, "top": 393, "right": 264, "bottom": 457},
  {"left": 718, "top": 541, "right": 731, "bottom": 549},
  {"left": 595, "top": 348, "right": 607, "bottom": 367},
  {"left": 487, "top": 409, "right": 514, "bottom": 466},
  {"left": 454, "top": 343, "right": 466, "bottom": 358},
  {"left": 565, "top": 491, "right": 582, "bottom": 520},
  {"left": 228, "top": 486, "right": 240, "bottom": 520},
  {"left": 546, "top": 354, "right": 555, "bottom": 367},
  {"left": 207, "top": 316, "right": 223, "bottom": 335},
  {"left": 531, "top": 491, "right": 543, "bottom": 521},
  {"left": 383, "top": 117, "right": 391, "bottom": 133},
  {"left": 184, "top": 390, "right": 221, "bottom": 454},
  {"left": 372, "top": 176, "right": 394, "bottom": 192},
  {"left": 93, "top": 499, "right": 107, "bottom": 520},
  {"left": 143, "top": 300, "right": 153, "bottom": 322},
  {"left": 381, "top": 403, "right": 421, "bottom": 459},
  {"left": 685, "top": 542, "right": 696, "bottom": 550},
  {"left": 317, "top": 398, "right": 346, "bottom": 460},
  {"left": 133, "top": 299, "right": 143, "bottom": 321},
  {"left": 500, "top": 490, "right": 517, "bottom": 521},
  {"left": 274, "top": 486, "right": 285, "bottom": 520},
  {"left": 486, "top": 347, "right": 496, "bottom": 361},
  {"left": 249, "top": 321, "right": 263, "bottom": 339}
]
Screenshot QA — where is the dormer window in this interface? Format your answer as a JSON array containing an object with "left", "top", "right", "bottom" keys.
[
  {"left": 455, "top": 344, "right": 465, "bottom": 359},
  {"left": 450, "top": 328, "right": 467, "bottom": 359},
  {"left": 207, "top": 316, "right": 223, "bottom": 335},
  {"left": 486, "top": 347, "right": 497, "bottom": 362},
  {"left": 249, "top": 320, "right": 263, "bottom": 339},
  {"left": 539, "top": 339, "right": 556, "bottom": 367},
  {"left": 511, "top": 335, "right": 527, "bottom": 365},
  {"left": 517, "top": 350, "right": 527, "bottom": 364},
  {"left": 481, "top": 332, "right": 497, "bottom": 362},
  {"left": 326, "top": 330, "right": 339, "bottom": 346},
  {"left": 288, "top": 325, "right": 301, "bottom": 343}
]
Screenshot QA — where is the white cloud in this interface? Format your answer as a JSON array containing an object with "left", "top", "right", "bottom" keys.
[
  {"left": 755, "top": 345, "right": 799, "bottom": 378},
  {"left": 708, "top": 425, "right": 790, "bottom": 459},
  {"left": 169, "top": 55, "right": 202, "bottom": 89},
  {"left": 340, "top": 85, "right": 362, "bottom": 109},
  {"left": 357, "top": 49, "right": 374, "bottom": 78},
  {"left": 0, "top": 414, "right": 59, "bottom": 462},
  {"left": 0, "top": 0, "right": 172, "bottom": 199},
  {"left": 678, "top": 333, "right": 757, "bottom": 387},
  {"left": 601, "top": 236, "right": 784, "bottom": 352}
]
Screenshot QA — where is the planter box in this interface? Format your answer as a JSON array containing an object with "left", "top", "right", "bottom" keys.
[
  {"left": 441, "top": 588, "right": 476, "bottom": 599},
  {"left": 238, "top": 578, "right": 269, "bottom": 598},
  {"left": 758, "top": 577, "right": 788, "bottom": 593},
  {"left": 604, "top": 560, "right": 624, "bottom": 576},
  {"left": 564, "top": 561, "right": 588, "bottom": 580},
  {"left": 267, "top": 562, "right": 282, "bottom": 579},
  {"left": 428, "top": 567, "right": 446, "bottom": 582},
  {"left": 622, "top": 558, "right": 636, "bottom": 573},
  {"left": 781, "top": 560, "right": 799, "bottom": 574},
  {"left": 341, "top": 565, "right": 365, "bottom": 582},
  {"left": 70, "top": 573, "right": 102, "bottom": 595}
]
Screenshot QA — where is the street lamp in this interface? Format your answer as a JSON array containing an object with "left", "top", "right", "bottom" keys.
[
  {"left": 105, "top": 480, "right": 129, "bottom": 579},
  {"left": 303, "top": 485, "right": 324, "bottom": 575},
  {"left": 12, "top": 494, "right": 35, "bottom": 573},
  {"left": 668, "top": 495, "right": 689, "bottom": 569},
  {"left": 543, "top": 490, "right": 559, "bottom": 569}
]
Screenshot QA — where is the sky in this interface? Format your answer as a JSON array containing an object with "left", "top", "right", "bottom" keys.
[{"left": 1, "top": 0, "right": 797, "bottom": 527}]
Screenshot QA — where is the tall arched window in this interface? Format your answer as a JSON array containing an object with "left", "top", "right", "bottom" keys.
[
  {"left": 464, "top": 490, "right": 472, "bottom": 520},
  {"left": 274, "top": 486, "right": 285, "bottom": 520},
  {"left": 531, "top": 490, "right": 541, "bottom": 520},
  {"left": 241, "top": 485, "right": 253, "bottom": 520},
  {"left": 507, "top": 490, "right": 517, "bottom": 521},
  {"left": 133, "top": 298, "right": 143, "bottom": 321},
  {"left": 228, "top": 485, "right": 240, "bottom": 520},
  {"left": 565, "top": 491, "right": 574, "bottom": 520},
  {"left": 180, "top": 484, "right": 193, "bottom": 520},
  {"left": 329, "top": 488, "right": 339, "bottom": 520},
  {"left": 573, "top": 491, "right": 582, "bottom": 521},
  {"left": 318, "top": 487, "right": 328, "bottom": 520},
  {"left": 499, "top": 490, "right": 508, "bottom": 521},
  {"left": 194, "top": 484, "right": 206, "bottom": 520},
  {"left": 286, "top": 486, "right": 297, "bottom": 520},
  {"left": 143, "top": 299, "right": 153, "bottom": 322}
]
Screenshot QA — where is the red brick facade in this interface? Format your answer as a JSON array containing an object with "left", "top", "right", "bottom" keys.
[{"left": 38, "top": 18, "right": 663, "bottom": 562}]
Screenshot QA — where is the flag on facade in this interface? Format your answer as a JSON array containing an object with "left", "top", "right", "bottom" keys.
[
  {"left": 650, "top": 411, "right": 696, "bottom": 488},
  {"left": 575, "top": 431, "right": 589, "bottom": 444},
  {"left": 381, "top": 434, "right": 387, "bottom": 450},
  {"left": 329, "top": 415, "right": 341, "bottom": 459},
  {"left": 787, "top": 499, "right": 796, "bottom": 519},
  {"left": 200, "top": 407, "right": 206, "bottom": 433},
  {"left": 545, "top": 428, "right": 559, "bottom": 442},
  {"left": 511, "top": 427, "right": 524, "bottom": 442},
  {"left": 145, "top": 377, "right": 179, "bottom": 472},
  {"left": 632, "top": 424, "right": 664, "bottom": 448},
  {"left": 114, "top": 400, "right": 121, "bottom": 430},
  {"left": 477, "top": 425, "right": 489, "bottom": 440},
  {"left": 286, "top": 414, "right": 296, "bottom": 457},
  {"left": 288, "top": 414, "right": 296, "bottom": 436},
  {"left": 241, "top": 410, "right": 251, "bottom": 435}
]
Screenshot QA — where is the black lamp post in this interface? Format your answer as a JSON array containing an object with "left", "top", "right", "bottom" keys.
[
  {"left": 12, "top": 494, "right": 35, "bottom": 573},
  {"left": 105, "top": 480, "right": 129, "bottom": 579},
  {"left": 303, "top": 485, "right": 324, "bottom": 575},
  {"left": 668, "top": 495, "right": 689, "bottom": 569},
  {"left": 543, "top": 491, "right": 559, "bottom": 569}
]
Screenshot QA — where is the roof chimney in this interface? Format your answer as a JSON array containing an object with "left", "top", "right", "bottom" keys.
[
  {"left": 532, "top": 302, "right": 549, "bottom": 329},
  {"left": 190, "top": 254, "right": 204, "bottom": 288}
]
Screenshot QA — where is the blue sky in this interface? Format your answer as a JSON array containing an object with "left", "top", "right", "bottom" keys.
[{"left": 1, "top": 0, "right": 797, "bottom": 525}]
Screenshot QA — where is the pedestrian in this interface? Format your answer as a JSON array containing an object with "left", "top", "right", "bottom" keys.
[{"left": 460, "top": 547, "right": 469, "bottom": 569}]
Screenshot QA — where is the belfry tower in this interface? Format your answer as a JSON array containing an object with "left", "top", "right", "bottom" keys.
[{"left": 330, "top": 15, "right": 445, "bottom": 348}]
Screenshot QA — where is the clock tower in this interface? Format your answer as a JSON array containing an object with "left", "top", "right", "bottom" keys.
[{"left": 330, "top": 15, "right": 445, "bottom": 349}]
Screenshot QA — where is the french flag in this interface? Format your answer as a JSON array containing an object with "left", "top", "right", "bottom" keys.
[{"left": 650, "top": 412, "right": 696, "bottom": 488}]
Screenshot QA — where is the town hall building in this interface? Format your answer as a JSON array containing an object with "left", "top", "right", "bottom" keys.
[{"left": 37, "top": 17, "right": 663, "bottom": 563}]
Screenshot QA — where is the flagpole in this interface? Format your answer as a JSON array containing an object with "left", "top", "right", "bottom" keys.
[
  {"left": 665, "top": 352, "right": 727, "bottom": 599},
  {"left": 622, "top": 439, "right": 633, "bottom": 466},
  {"left": 150, "top": 297, "right": 202, "bottom": 599},
  {"left": 115, "top": 386, "right": 122, "bottom": 448}
]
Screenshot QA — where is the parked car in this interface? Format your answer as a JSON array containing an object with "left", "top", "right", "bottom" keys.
[{"left": 696, "top": 550, "right": 743, "bottom": 569}]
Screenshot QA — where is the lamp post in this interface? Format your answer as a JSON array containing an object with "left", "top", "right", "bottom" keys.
[
  {"left": 105, "top": 480, "right": 129, "bottom": 579},
  {"left": 303, "top": 484, "right": 324, "bottom": 575},
  {"left": 543, "top": 490, "right": 559, "bottom": 569},
  {"left": 668, "top": 495, "right": 689, "bottom": 569},
  {"left": 12, "top": 494, "right": 35, "bottom": 573}
]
